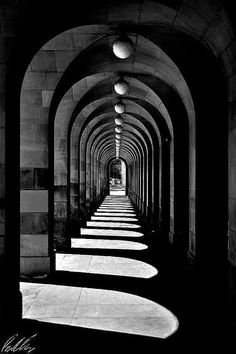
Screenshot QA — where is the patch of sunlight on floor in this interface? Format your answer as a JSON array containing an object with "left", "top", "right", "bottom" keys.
[
  {"left": 71, "top": 238, "right": 148, "bottom": 250},
  {"left": 56, "top": 254, "right": 157, "bottom": 278},
  {"left": 20, "top": 283, "right": 179, "bottom": 339},
  {"left": 91, "top": 216, "right": 138, "bottom": 222},
  {"left": 81, "top": 228, "right": 144, "bottom": 237},
  {"left": 86, "top": 221, "right": 141, "bottom": 229},
  {"left": 94, "top": 212, "right": 136, "bottom": 217},
  {"left": 110, "top": 191, "right": 126, "bottom": 195},
  {"left": 97, "top": 209, "right": 136, "bottom": 213},
  {"left": 98, "top": 209, "right": 134, "bottom": 213},
  {"left": 103, "top": 202, "right": 130, "bottom": 204},
  {"left": 101, "top": 204, "right": 132, "bottom": 208},
  {"left": 100, "top": 205, "right": 133, "bottom": 208}
]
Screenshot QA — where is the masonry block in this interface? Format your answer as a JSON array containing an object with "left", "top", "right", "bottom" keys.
[
  {"left": 140, "top": 1, "right": 176, "bottom": 24},
  {"left": 22, "top": 72, "right": 47, "bottom": 90},
  {"left": 20, "top": 190, "right": 48, "bottom": 213},
  {"left": 34, "top": 168, "right": 48, "bottom": 189},
  {"left": 56, "top": 138, "right": 66, "bottom": 151},
  {"left": 0, "top": 208, "right": 5, "bottom": 235},
  {"left": 108, "top": 2, "right": 140, "bottom": 23},
  {"left": 54, "top": 186, "right": 67, "bottom": 200},
  {"left": 55, "top": 51, "right": 77, "bottom": 71},
  {"left": 42, "top": 90, "right": 53, "bottom": 107},
  {"left": 20, "top": 213, "right": 34, "bottom": 234},
  {"left": 0, "top": 93, "right": 5, "bottom": 128},
  {"left": 189, "top": 208, "right": 196, "bottom": 233},
  {"left": 46, "top": 72, "right": 62, "bottom": 89},
  {"left": 184, "top": 0, "right": 218, "bottom": 23},
  {"left": 20, "top": 150, "right": 48, "bottom": 168},
  {"left": 0, "top": 128, "right": 5, "bottom": 163},
  {"left": 0, "top": 61, "right": 7, "bottom": 84},
  {"left": 229, "top": 167, "right": 236, "bottom": 197},
  {"left": 40, "top": 107, "right": 49, "bottom": 123},
  {"left": 20, "top": 234, "right": 48, "bottom": 257},
  {"left": 20, "top": 168, "right": 34, "bottom": 189},
  {"left": 229, "top": 197, "right": 236, "bottom": 231},
  {"left": 20, "top": 257, "right": 50, "bottom": 276},
  {"left": 21, "top": 90, "right": 42, "bottom": 107},
  {"left": 20, "top": 106, "right": 41, "bottom": 121},
  {"left": 20, "top": 212, "right": 48, "bottom": 234},
  {"left": 229, "top": 229, "right": 236, "bottom": 266},
  {"left": 34, "top": 213, "right": 48, "bottom": 234},
  {"left": 54, "top": 217, "right": 70, "bottom": 251},
  {"left": 189, "top": 230, "right": 196, "bottom": 255},
  {"left": 43, "top": 33, "right": 74, "bottom": 50},
  {"left": 54, "top": 201, "right": 67, "bottom": 218},
  {"left": 0, "top": 236, "right": 4, "bottom": 257},
  {"left": 0, "top": 164, "right": 5, "bottom": 200},
  {"left": 204, "top": 15, "right": 233, "bottom": 56},
  {"left": 175, "top": 7, "right": 209, "bottom": 38},
  {"left": 31, "top": 50, "right": 56, "bottom": 72}
]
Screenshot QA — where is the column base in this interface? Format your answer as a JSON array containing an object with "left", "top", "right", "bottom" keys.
[{"left": 20, "top": 256, "right": 50, "bottom": 277}]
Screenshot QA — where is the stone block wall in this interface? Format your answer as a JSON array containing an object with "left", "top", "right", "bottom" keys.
[{"left": 20, "top": 169, "right": 50, "bottom": 276}]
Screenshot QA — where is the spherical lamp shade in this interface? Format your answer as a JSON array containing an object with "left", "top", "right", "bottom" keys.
[
  {"left": 115, "top": 139, "right": 121, "bottom": 145},
  {"left": 112, "top": 35, "right": 134, "bottom": 59},
  {"left": 114, "top": 79, "right": 129, "bottom": 95},
  {"left": 115, "top": 126, "right": 122, "bottom": 133},
  {"left": 116, "top": 134, "right": 121, "bottom": 140},
  {"left": 114, "top": 101, "right": 126, "bottom": 114},
  {"left": 114, "top": 115, "right": 124, "bottom": 126}
]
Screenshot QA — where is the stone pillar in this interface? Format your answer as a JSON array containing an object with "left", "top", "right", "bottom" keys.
[{"left": 20, "top": 72, "right": 51, "bottom": 275}]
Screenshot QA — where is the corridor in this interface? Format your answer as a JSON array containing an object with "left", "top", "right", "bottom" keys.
[
  {"left": 0, "top": 0, "right": 236, "bottom": 351},
  {"left": 21, "top": 195, "right": 178, "bottom": 339}
]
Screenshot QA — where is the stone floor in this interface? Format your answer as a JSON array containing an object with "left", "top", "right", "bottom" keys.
[
  {"left": 56, "top": 254, "right": 158, "bottom": 278},
  {"left": 20, "top": 283, "right": 178, "bottom": 338},
  {"left": 21, "top": 195, "right": 179, "bottom": 339},
  {"left": 71, "top": 238, "right": 147, "bottom": 250}
]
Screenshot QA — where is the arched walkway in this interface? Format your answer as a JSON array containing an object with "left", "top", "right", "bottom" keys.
[{"left": 0, "top": 0, "right": 235, "bottom": 350}]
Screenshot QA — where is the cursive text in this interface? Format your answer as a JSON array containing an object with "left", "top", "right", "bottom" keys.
[{"left": 1, "top": 333, "right": 38, "bottom": 353}]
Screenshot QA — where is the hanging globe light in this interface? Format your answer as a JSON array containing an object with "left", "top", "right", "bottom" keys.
[
  {"left": 114, "top": 78, "right": 129, "bottom": 95},
  {"left": 114, "top": 115, "right": 124, "bottom": 126},
  {"left": 112, "top": 34, "right": 134, "bottom": 59},
  {"left": 114, "top": 100, "right": 126, "bottom": 114},
  {"left": 115, "top": 126, "right": 122, "bottom": 133},
  {"left": 115, "top": 139, "right": 121, "bottom": 144},
  {"left": 116, "top": 133, "right": 121, "bottom": 140}
]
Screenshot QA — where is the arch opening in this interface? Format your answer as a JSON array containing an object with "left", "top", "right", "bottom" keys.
[{"left": 109, "top": 159, "right": 126, "bottom": 196}]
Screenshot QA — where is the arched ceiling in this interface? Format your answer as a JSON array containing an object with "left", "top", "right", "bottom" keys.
[{"left": 20, "top": 0, "right": 235, "bottom": 169}]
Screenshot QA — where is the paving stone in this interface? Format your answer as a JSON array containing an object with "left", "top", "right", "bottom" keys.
[{"left": 21, "top": 283, "right": 178, "bottom": 339}]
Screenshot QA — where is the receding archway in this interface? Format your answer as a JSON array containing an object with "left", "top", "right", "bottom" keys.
[{"left": 108, "top": 159, "right": 127, "bottom": 196}]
